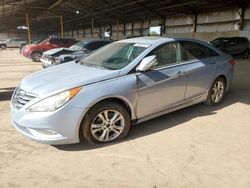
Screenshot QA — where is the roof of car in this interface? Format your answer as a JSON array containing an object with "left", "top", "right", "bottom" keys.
[
  {"left": 79, "top": 39, "right": 112, "bottom": 43},
  {"left": 118, "top": 37, "right": 174, "bottom": 45}
]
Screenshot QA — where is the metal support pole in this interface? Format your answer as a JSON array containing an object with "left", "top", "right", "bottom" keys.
[
  {"left": 60, "top": 16, "right": 64, "bottom": 37},
  {"left": 192, "top": 14, "right": 197, "bottom": 39},
  {"left": 239, "top": 7, "right": 245, "bottom": 30},
  {"left": 116, "top": 19, "right": 119, "bottom": 40},
  {"left": 140, "top": 20, "right": 143, "bottom": 36},
  {"left": 2, "top": 0, "right": 5, "bottom": 18},
  {"left": 91, "top": 17, "right": 94, "bottom": 37},
  {"left": 25, "top": 13, "right": 31, "bottom": 44},
  {"left": 123, "top": 23, "right": 126, "bottom": 36},
  {"left": 132, "top": 21, "right": 134, "bottom": 36}
]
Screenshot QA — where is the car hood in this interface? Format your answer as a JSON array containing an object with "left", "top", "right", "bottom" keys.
[
  {"left": 0, "top": 39, "right": 7, "bottom": 43},
  {"left": 20, "top": 62, "right": 119, "bottom": 97},
  {"left": 24, "top": 44, "right": 37, "bottom": 49},
  {"left": 43, "top": 48, "right": 75, "bottom": 57}
]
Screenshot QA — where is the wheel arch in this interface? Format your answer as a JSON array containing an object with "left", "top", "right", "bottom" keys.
[
  {"left": 216, "top": 74, "right": 227, "bottom": 88},
  {"left": 0, "top": 44, "right": 7, "bottom": 48},
  {"left": 30, "top": 50, "right": 43, "bottom": 58},
  {"left": 77, "top": 96, "right": 135, "bottom": 141}
]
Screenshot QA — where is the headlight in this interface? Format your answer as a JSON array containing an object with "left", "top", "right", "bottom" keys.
[{"left": 27, "top": 87, "right": 81, "bottom": 112}]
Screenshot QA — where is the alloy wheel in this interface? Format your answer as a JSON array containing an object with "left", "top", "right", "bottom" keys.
[
  {"left": 91, "top": 110, "right": 125, "bottom": 142},
  {"left": 211, "top": 81, "right": 224, "bottom": 103}
]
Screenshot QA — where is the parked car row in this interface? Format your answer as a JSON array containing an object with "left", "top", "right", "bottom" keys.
[
  {"left": 41, "top": 39, "right": 111, "bottom": 68},
  {"left": 11, "top": 36, "right": 235, "bottom": 145},
  {"left": 21, "top": 38, "right": 77, "bottom": 62}
]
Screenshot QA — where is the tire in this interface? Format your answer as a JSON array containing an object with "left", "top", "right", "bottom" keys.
[
  {"left": 31, "top": 51, "right": 42, "bottom": 62},
  {"left": 242, "top": 49, "right": 249, "bottom": 59},
  {"left": 82, "top": 101, "right": 131, "bottom": 144},
  {"left": 205, "top": 77, "right": 226, "bottom": 106},
  {"left": 0, "top": 44, "right": 6, "bottom": 50}
]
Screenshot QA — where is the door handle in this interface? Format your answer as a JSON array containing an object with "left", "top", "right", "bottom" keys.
[{"left": 177, "top": 71, "right": 185, "bottom": 76}]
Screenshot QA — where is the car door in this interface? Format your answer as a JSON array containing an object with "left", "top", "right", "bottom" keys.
[
  {"left": 226, "top": 38, "right": 239, "bottom": 55},
  {"left": 8, "top": 39, "right": 15, "bottom": 47},
  {"left": 236, "top": 38, "right": 247, "bottom": 54},
  {"left": 136, "top": 42, "right": 187, "bottom": 119},
  {"left": 180, "top": 41, "right": 218, "bottom": 101}
]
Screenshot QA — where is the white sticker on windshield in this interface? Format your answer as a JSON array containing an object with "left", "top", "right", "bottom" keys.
[{"left": 133, "top": 43, "right": 150, "bottom": 48}]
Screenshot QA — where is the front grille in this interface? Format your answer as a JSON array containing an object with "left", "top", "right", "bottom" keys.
[{"left": 12, "top": 88, "right": 36, "bottom": 109}]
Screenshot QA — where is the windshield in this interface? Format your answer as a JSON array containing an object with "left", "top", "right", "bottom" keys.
[
  {"left": 38, "top": 39, "right": 49, "bottom": 44},
  {"left": 80, "top": 42, "right": 150, "bottom": 70},
  {"left": 70, "top": 40, "right": 89, "bottom": 51}
]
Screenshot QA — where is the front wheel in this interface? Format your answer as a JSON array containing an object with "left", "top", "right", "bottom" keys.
[
  {"left": 0, "top": 44, "right": 6, "bottom": 50},
  {"left": 31, "top": 51, "right": 42, "bottom": 62},
  {"left": 82, "top": 102, "right": 131, "bottom": 144},
  {"left": 242, "top": 49, "right": 249, "bottom": 59},
  {"left": 205, "top": 77, "right": 226, "bottom": 106}
]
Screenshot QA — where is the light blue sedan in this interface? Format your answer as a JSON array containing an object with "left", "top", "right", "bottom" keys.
[{"left": 11, "top": 37, "right": 235, "bottom": 145}]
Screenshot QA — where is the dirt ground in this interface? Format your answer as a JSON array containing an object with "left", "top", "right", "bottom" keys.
[{"left": 0, "top": 49, "right": 250, "bottom": 188}]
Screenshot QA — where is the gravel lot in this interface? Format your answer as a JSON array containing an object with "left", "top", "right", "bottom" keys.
[{"left": 0, "top": 49, "right": 250, "bottom": 188}]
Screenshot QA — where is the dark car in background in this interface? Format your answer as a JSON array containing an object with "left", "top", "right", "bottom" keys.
[
  {"left": 21, "top": 37, "right": 76, "bottom": 62},
  {"left": 41, "top": 39, "right": 111, "bottom": 68},
  {"left": 210, "top": 37, "right": 250, "bottom": 59}
]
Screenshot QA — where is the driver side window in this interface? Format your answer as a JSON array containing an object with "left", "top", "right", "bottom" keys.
[{"left": 151, "top": 42, "right": 181, "bottom": 68}]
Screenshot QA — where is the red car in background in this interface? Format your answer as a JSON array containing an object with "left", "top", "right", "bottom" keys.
[{"left": 21, "top": 38, "right": 76, "bottom": 62}]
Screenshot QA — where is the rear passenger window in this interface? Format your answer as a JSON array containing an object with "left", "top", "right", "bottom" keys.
[{"left": 182, "top": 41, "right": 218, "bottom": 60}]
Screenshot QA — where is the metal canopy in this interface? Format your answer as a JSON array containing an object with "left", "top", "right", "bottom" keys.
[{"left": 1, "top": 0, "right": 250, "bottom": 33}]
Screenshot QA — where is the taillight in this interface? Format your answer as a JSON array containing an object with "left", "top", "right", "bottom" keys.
[{"left": 228, "top": 59, "right": 236, "bottom": 66}]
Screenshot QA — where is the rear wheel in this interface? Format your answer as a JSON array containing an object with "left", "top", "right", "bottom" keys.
[
  {"left": 0, "top": 44, "right": 6, "bottom": 50},
  {"left": 206, "top": 77, "right": 226, "bottom": 106},
  {"left": 82, "top": 102, "right": 131, "bottom": 144},
  {"left": 31, "top": 51, "right": 42, "bottom": 62},
  {"left": 242, "top": 49, "right": 249, "bottom": 59}
]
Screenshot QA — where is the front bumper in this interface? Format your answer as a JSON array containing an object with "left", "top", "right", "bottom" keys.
[
  {"left": 40, "top": 58, "right": 53, "bottom": 68},
  {"left": 10, "top": 102, "right": 87, "bottom": 145}
]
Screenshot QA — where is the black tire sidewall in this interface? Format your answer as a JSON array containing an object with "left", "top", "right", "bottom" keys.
[
  {"left": 31, "top": 51, "right": 42, "bottom": 62},
  {"left": 243, "top": 49, "right": 249, "bottom": 59},
  {"left": 1, "top": 45, "right": 6, "bottom": 50},
  {"left": 82, "top": 102, "right": 131, "bottom": 144}
]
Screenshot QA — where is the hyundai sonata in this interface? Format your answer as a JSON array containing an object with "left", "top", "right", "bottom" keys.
[{"left": 11, "top": 37, "right": 235, "bottom": 145}]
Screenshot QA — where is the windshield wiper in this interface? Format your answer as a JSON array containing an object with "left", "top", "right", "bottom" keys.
[{"left": 79, "top": 61, "right": 107, "bottom": 69}]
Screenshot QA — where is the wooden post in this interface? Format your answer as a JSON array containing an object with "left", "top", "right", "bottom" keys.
[
  {"left": 25, "top": 13, "right": 31, "bottom": 44},
  {"left": 60, "top": 16, "right": 64, "bottom": 37}
]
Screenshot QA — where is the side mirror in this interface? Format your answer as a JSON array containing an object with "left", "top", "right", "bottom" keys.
[{"left": 136, "top": 55, "right": 158, "bottom": 72}]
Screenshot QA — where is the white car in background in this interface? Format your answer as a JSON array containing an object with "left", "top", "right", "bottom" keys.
[{"left": 0, "top": 38, "right": 27, "bottom": 50}]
